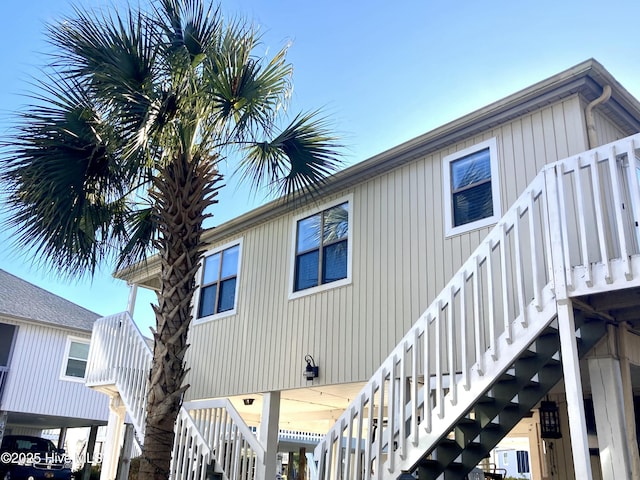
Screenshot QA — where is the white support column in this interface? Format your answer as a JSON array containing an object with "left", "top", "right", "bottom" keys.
[
  {"left": 116, "top": 424, "right": 135, "bottom": 480},
  {"left": 100, "top": 395, "right": 127, "bottom": 480},
  {"left": 588, "top": 357, "right": 632, "bottom": 480},
  {"left": 126, "top": 284, "right": 138, "bottom": 317},
  {"left": 556, "top": 301, "right": 593, "bottom": 480},
  {"left": 545, "top": 166, "right": 593, "bottom": 480},
  {"left": 619, "top": 323, "right": 640, "bottom": 480},
  {"left": 257, "top": 391, "right": 281, "bottom": 480}
]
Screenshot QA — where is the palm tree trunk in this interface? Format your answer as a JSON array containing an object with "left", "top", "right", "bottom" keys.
[{"left": 138, "top": 155, "right": 219, "bottom": 479}]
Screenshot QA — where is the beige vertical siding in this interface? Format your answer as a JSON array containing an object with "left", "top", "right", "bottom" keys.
[
  {"left": 184, "top": 95, "right": 592, "bottom": 400},
  {"left": 1, "top": 318, "right": 109, "bottom": 422},
  {"left": 593, "top": 108, "right": 629, "bottom": 144}
]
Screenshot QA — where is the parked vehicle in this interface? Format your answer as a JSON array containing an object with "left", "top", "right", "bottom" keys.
[{"left": 0, "top": 435, "right": 72, "bottom": 480}]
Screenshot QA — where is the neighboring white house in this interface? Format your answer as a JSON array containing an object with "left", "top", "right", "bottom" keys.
[
  {"left": 88, "top": 59, "right": 640, "bottom": 480},
  {"left": 0, "top": 269, "right": 109, "bottom": 462}
]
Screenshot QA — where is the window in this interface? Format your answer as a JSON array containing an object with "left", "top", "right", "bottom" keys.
[
  {"left": 293, "top": 200, "right": 350, "bottom": 294},
  {"left": 62, "top": 337, "right": 90, "bottom": 380},
  {"left": 443, "top": 138, "right": 500, "bottom": 236},
  {"left": 516, "top": 450, "right": 530, "bottom": 473},
  {"left": 197, "top": 242, "right": 241, "bottom": 319}
]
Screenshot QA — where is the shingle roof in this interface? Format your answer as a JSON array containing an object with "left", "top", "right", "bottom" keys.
[{"left": 0, "top": 269, "right": 100, "bottom": 331}]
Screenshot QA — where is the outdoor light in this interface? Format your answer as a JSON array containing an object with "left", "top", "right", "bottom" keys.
[
  {"left": 243, "top": 398, "right": 254, "bottom": 406},
  {"left": 304, "top": 354, "right": 319, "bottom": 381},
  {"left": 539, "top": 399, "right": 562, "bottom": 439}
]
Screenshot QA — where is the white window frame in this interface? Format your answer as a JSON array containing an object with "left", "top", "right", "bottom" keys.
[
  {"left": 443, "top": 137, "right": 501, "bottom": 237},
  {"left": 289, "top": 194, "right": 353, "bottom": 300},
  {"left": 60, "top": 336, "right": 91, "bottom": 382},
  {"left": 193, "top": 238, "right": 243, "bottom": 325}
]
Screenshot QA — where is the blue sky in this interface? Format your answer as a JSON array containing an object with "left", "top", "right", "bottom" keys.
[{"left": 1, "top": 0, "right": 639, "bottom": 332}]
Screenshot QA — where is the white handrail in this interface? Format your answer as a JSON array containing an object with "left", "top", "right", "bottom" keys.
[
  {"left": 313, "top": 133, "right": 640, "bottom": 479},
  {"left": 86, "top": 312, "right": 263, "bottom": 480},
  {"left": 183, "top": 399, "right": 266, "bottom": 480},
  {"left": 87, "top": 133, "right": 640, "bottom": 480},
  {"left": 86, "top": 311, "right": 151, "bottom": 437}
]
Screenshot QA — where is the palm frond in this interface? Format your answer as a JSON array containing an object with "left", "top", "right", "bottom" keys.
[
  {"left": 1, "top": 0, "right": 343, "bottom": 280},
  {"left": 239, "top": 112, "right": 342, "bottom": 198},
  {"left": 114, "top": 206, "right": 159, "bottom": 272},
  {"left": 159, "top": 0, "right": 221, "bottom": 64},
  {"left": 202, "top": 21, "right": 293, "bottom": 139},
  {"left": 0, "top": 76, "right": 136, "bottom": 277},
  {"left": 48, "top": 5, "right": 160, "bottom": 152}
]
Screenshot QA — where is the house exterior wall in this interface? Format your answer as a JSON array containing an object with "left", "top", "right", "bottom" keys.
[
  {"left": 579, "top": 96, "right": 630, "bottom": 145},
  {"left": 183, "top": 94, "right": 595, "bottom": 400},
  {"left": 593, "top": 108, "right": 629, "bottom": 144},
  {"left": 0, "top": 317, "right": 109, "bottom": 421}
]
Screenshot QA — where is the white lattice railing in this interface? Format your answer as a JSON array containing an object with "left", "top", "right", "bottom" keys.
[
  {"left": 179, "top": 399, "right": 265, "bottom": 480},
  {"left": 313, "top": 133, "right": 640, "bottom": 479},
  {"left": 85, "top": 311, "right": 150, "bottom": 437},
  {"left": 86, "top": 312, "right": 264, "bottom": 480}
]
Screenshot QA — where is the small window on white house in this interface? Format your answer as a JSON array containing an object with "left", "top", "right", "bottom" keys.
[
  {"left": 197, "top": 242, "right": 241, "bottom": 319},
  {"left": 62, "top": 338, "right": 90, "bottom": 380},
  {"left": 443, "top": 138, "right": 501, "bottom": 236}
]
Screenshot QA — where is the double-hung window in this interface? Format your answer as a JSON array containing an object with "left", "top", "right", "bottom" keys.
[
  {"left": 292, "top": 199, "right": 351, "bottom": 295},
  {"left": 61, "top": 337, "right": 90, "bottom": 381},
  {"left": 443, "top": 138, "right": 501, "bottom": 236},
  {"left": 197, "top": 242, "right": 241, "bottom": 319}
]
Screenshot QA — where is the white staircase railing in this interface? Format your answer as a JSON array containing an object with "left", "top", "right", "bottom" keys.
[
  {"left": 313, "top": 133, "right": 640, "bottom": 479},
  {"left": 85, "top": 311, "right": 150, "bottom": 437},
  {"left": 87, "top": 133, "right": 640, "bottom": 480},
  {"left": 179, "top": 399, "right": 265, "bottom": 480},
  {"left": 86, "top": 312, "right": 264, "bottom": 480}
]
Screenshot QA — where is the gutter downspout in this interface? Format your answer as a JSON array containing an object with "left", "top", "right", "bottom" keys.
[
  {"left": 127, "top": 283, "right": 138, "bottom": 317},
  {"left": 585, "top": 85, "right": 612, "bottom": 149}
]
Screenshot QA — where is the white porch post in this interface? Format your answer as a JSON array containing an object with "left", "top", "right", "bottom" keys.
[
  {"left": 257, "top": 391, "right": 281, "bottom": 480},
  {"left": 100, "top": 394, "right": 126, "bottom": 480},
  {"left": 556, "top": 301, "right": 593, "bottom": 480},
  {"left": 545, "top": 166, "right": 593, "bottom": 479},
  {"left": 588, "top": 356, "right": 632, "bottom": 479},
  {"left": 618, "top": 322, "right": 640, "bottom": 480},
  {"left": 116, "top": 423, "right": 135, "bottom": 480}
]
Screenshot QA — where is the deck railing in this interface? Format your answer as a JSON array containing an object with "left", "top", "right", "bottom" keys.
[
  {"left": 554, "top": 135, "right": 640, "bottom": 293},
  {"left": 86, "top": 311, "right": 150, "bottom": 437},
  {"left": 312, "top": 134, "right": 640, "bottom": 479},
  {"left": 86, "top": 312, "right": 264, "bottom": 480},
  {"left": 87, "top": 133, "right": 640, "bottom": 480},
  {"left": 180, "top": 399, "right": 266, "bottom": 480}
]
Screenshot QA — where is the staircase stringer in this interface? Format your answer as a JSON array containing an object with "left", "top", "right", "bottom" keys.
[
  {"left": 396, "top": 289, "right": 559, "bottom": 474},
  {"left": 313, "top": 168, "right": 557, "bottom": 480}
]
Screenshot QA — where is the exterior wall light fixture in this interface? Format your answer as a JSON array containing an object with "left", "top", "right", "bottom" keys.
[
  {"left": 304, "top": 354, "right": 319, "bottom": 381},
  {"left": 539, "top": 399, "right": 562, "bottom": 439},
  {"left": 243, "top": 398, "right": 255, "bottom": 406}
]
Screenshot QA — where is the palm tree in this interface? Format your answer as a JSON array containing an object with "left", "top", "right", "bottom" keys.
[{"left": 0, "top": 1, "right": 341, "bottom": 478}]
